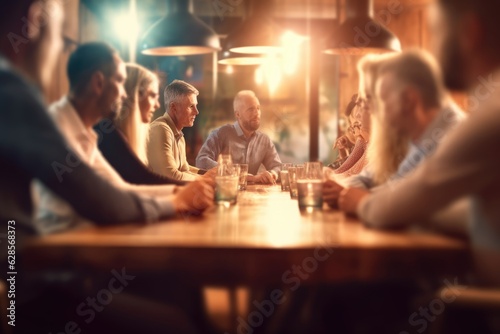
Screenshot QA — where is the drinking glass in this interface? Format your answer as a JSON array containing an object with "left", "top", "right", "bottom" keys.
[
  {"left": 297, "top": 162, "right": 323, "bottom": 209},
  {"left": 234, "top": 163, "right": 248, "bottom": 191},
  {"left": 216, "top": 154, "right": 239, "bottom": 205},
  {"left": 280, "top": 163, "right": 293, "bottom": 191},
  {"left": 217, "top": 154, "right": 234, "bottom": 176}
]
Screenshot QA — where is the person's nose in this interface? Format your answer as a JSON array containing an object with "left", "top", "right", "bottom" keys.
[
  {"left": 154, "top": 98, "right": 160, "bottom": 110},
  {"left": 194, "top": 106, "right": 199, "bottom": 115},
  {"left": 120, "top": 85, "right": 127, "bottom": 101}
]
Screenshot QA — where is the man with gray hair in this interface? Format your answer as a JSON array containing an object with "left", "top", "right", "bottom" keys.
[
  {"left": 148, "top": 79, "right": 205, "bottom": 181},
  {"left": 196, "top": 90, "right": 281, "bottom": 184}
]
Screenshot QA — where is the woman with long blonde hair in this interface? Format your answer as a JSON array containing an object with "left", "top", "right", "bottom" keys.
[{"left": 97, "top": 63, "right": 184, "bottom": 185}]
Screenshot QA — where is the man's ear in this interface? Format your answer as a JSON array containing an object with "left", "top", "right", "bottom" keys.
[
  {"left": 90, "top": 71, "right": 105, "bottom": 95},
  {"left": 234, "top": 110, "right": 239, "bottom": 118}
]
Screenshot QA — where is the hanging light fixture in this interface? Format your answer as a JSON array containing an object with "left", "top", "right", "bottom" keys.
[
  {"left": 323, "top": 0, "right": 401, "bottom": 55},
  {"left": 217, "top": 0, "right": 282, "bottom": 66},
  {"left": 218, "top": 50, "right": 265, "bottom": 66},
  {"left": 140, "top": 0, "right": 220, "bottom": 56}
]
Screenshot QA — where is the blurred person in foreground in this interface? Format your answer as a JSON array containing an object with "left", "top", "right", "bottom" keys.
[
  {"left": 355, "top": 0, "right": 500, "bottom": 293},
  {"left": 196, "top": 90, "right": 282, "bottom": 184},
  {"left": 0, "top": 2, "right": 212, "bottom": 235},
  {"left": 350, "top": 3, "right": 500, "bottom": 330},
  {"left": 148, "top": 79, "right": 208, "bottom": 181},
  {"left": 324, "top": 51, "right": 465, "bottom": 217},
  {"left": 0, "top": 3, "right": 211, "bottom": 332},
  {"left": 97, "top": 63, "right": 186, "bottom": 186}
]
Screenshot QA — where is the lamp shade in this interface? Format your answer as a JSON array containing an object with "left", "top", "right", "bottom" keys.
[
  {"left": 323, "top": 0, "right": 401, "bottom": 55},
  {"left": 224, "top": 16, "right": 282, "bottom": 54},
  {"left": 218, "top": 50, "right": 265, "bottom": 66},
  {"left": 140, "top": 0, "right": 220, "bottom": 56}
]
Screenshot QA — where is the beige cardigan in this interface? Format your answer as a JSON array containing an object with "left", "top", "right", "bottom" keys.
[{"left": 147, "top": 113, "right": 199, "bottom": 181}]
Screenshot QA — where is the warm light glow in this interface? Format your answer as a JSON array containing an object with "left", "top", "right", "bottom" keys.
[
  {"left": 263, "top": 52, "right": 282, "bottom": 95},
  {"left": 254, "top": 66, "right": 264, "bottom": 85},
  {"left": 113, "top": 13, "right": 139, "bottom": 43},
  {"left": 218, "top": 57, "right": 265, "bottom": 66},
  {"left": 254, "top": 54, "right": 282, "bottom": 95},
  {"left": 280, "top": 30, "right": 308, "bottom": 75},
  {"left": 249, "top": 30, "right": 306, "bottom": 94},
  {"left": 225, "top": 65, "right": 234, "bottom": 75}
]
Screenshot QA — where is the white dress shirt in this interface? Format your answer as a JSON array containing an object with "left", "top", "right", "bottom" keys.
[{"left": 33, "top": 97, "right": 176, "bottom": 234}]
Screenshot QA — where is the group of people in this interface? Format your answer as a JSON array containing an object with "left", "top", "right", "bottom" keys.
[
  {"left": 2, "top": 0, "right": 500, "bottom": 332},
  {"left": 0, "top": 1, "right": 283, "bottom": 331},
  {"left": 9, "top": 42, "right": 285, "bottom": 234}
]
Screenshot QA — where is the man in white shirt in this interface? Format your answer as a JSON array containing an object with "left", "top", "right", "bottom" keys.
[{"left": 35, "top": 42, "right": 214, "bottom": 232}]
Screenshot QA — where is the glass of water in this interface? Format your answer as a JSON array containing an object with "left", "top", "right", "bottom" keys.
[
  {"left": 280, "top": 163, "right": 292, "bottom": 191},
  {"left": 216, "top": 155, "right": 240, "bottom": 205},
  {"left": 297, "top": 162, "right": 323, "bottom": 209},
  {"left": 234, "top": 163, "right": 248, "bottom": 190}
]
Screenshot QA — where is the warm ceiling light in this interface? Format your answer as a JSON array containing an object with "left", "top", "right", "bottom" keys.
[
  {"left": 323, "top": 0, "right": 401, "bottom": 55},
  {"left": 140, "top": 0, "right": 220, "bottom": 56},
  {"left": 218, "top": 51, "right": 265, "bottom": 66},
  {"left": 222, "top": 1, "right": 282, "bottom": 55}
]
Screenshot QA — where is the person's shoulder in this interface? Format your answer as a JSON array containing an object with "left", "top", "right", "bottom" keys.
[
  {"left": 210, "top": 123, "right": 235, "bottom": 136},
  {"left": 150, "top": 116, "right": 172, "bottom": 131},
  {"left": 0, "top": 68, "right": 43, "bottom": 107},
  {"left": 255, "top": 129, "right": 273, "bottom": 142}
]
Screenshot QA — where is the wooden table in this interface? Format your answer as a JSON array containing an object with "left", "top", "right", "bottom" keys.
[{"left": 22, "top": 185, "right": 471, "bottom": 286}]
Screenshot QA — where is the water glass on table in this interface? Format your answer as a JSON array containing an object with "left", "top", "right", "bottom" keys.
[
  {"left": 280, "top": 163, "right": 293, "bottom": 191},
  {"left": 215, "top": 154, "right": 240, "bottom": 205},
  {"left": 288, "top": 165, "right": 303, "bottom": 199},
  {"left": 234, "top": 163, "right": 248, "bottom": 190},
  {"left": 297, "top": 162, "right": 323, "bottom": 209}
]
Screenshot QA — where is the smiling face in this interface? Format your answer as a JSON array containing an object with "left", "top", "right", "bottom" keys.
[
  {"left": 139, "top": 79, "right": 160, "bottom": 123},
  {"left": 171, "top": 93, "right": 199, "bottom": 129},
  {"left": 235, "top": 94, "right": 261, "bottom": 133}
]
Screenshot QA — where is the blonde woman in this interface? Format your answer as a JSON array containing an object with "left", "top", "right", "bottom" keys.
[{"left": 97, "top": 63, "right": 184, "bottom": 185}]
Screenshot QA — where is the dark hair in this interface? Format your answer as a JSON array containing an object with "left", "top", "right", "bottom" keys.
[
  {"left": 345, "top": 94, "right": 358, "bottom": 117},
  {"left": 67, "top": 42, "right": 118, "bottom": 94}
]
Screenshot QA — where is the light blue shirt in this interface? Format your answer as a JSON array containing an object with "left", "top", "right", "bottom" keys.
[
  {"left": 196, "top": 122, "right": 282, "bottom": 175},
  {"left": 347, "top": 103, "right": 465, "bottom": 189}
]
